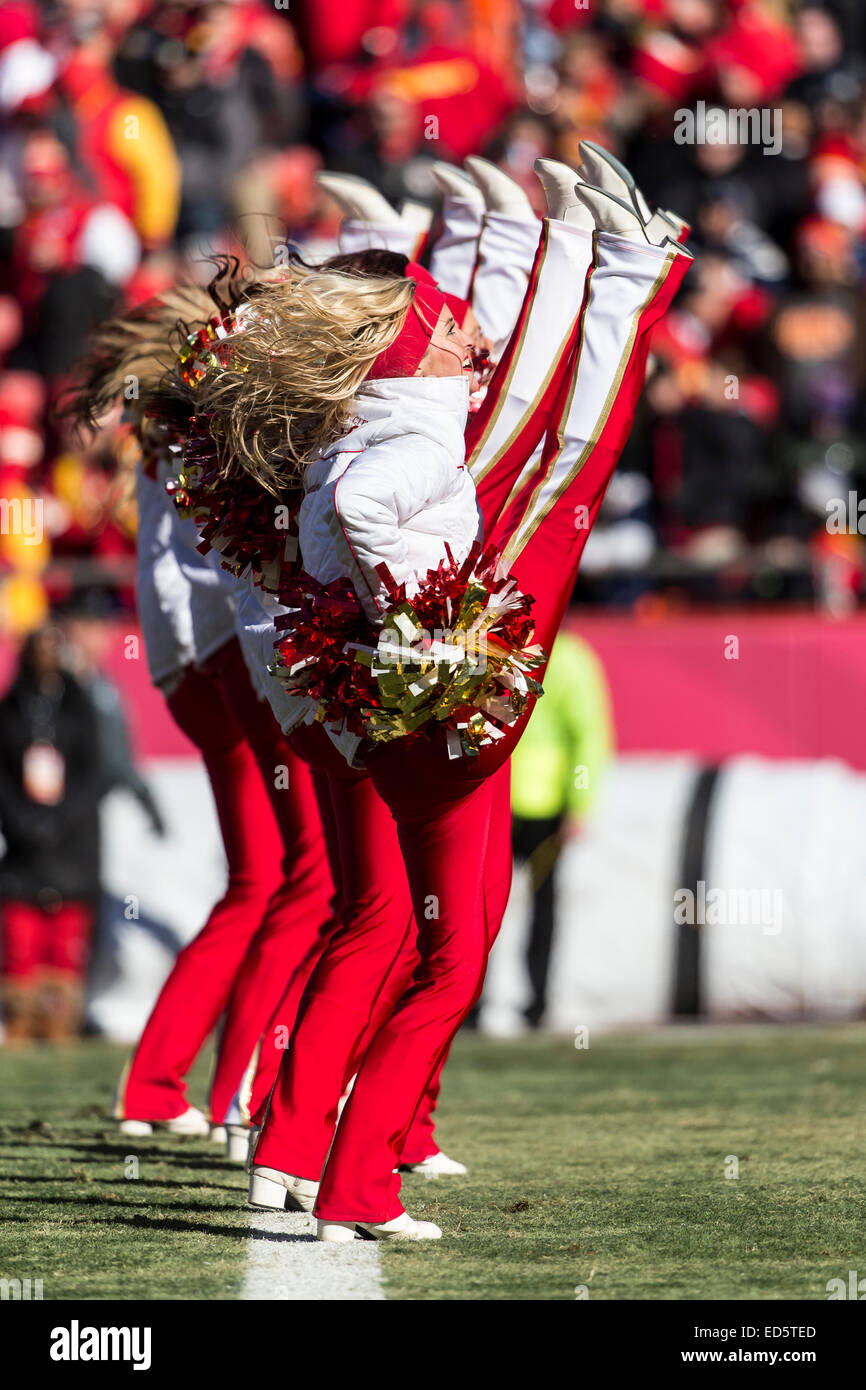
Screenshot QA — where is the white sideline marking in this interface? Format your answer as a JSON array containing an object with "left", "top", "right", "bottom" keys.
[{"left": 242, "top": 1211, "right": 385, "bottom": 1301}]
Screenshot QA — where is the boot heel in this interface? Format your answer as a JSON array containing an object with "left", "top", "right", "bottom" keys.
[
  {"left": 317, "top": 1220, "right": 358, "bottom": 1242},
  {"left": 249, "top": 1172, "right": 288, "bottom": 1210},
  {"left": 226, "top": 1125, "right": 249, "bottom": 1164},
  {"left": 245, "top": 1126, "right": 261, "bottom": 1174},
  {"left": 118, "top": 1119, "right": 153, "bottom": 1137}
]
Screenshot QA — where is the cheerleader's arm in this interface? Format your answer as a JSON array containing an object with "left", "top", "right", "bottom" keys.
[
  {"left": 470, "top": 213, "right": 541, "bottom": 356},
  {"left": 500, "top": 237, "right": 687, "bottom": 566},
  {"left": 338, "top": 220, "right": 420, "bottom": 258},
  {"left": 429, "top": 194, "right": 485, "bottom": 299},
  {"left": 317, "top": 173, "right": 426, "bottom": 260},
  {"left": 465, "top": 218, "right": 596, "bottom": 528}
]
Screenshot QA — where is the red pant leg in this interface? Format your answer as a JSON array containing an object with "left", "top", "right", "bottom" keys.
[
  {"left": 44, "top": 902, "right": 93, "bottom": 979},
  {"left": 253, "top": 770, "right": 414, "bottom": 1178},
  {"left": 309, "top": 765, "right": 512, "bottom": 1167},
  {"left": 210, "top": 769, "right": 336, "bottom": 1125},
  {"left": 400, "top": 762, "right": 513, "bottom": 1164},
  {"left": 203, "top": 643, "right": 337, "bottom": 1125},
  {"left": 204, "top": 640, "right": 332, "bottom": 876},
  {"left": 314, "top": 771, "right": 495, "bottom": 1223},
  {"left": 244, "top": 766, "right": 343, "bottom": 1123},
  {"left": 244, "top": 723, "right": 374, "bottom": 1125},
  {"left": 117, "top": 662, "right": 285, "bottom": 1122},
  {"left": 207, "top": 848, "right": 334, "bottom": 1124},
  {"left": 1, "top": 902, "right": 41, "bottom": 980}
]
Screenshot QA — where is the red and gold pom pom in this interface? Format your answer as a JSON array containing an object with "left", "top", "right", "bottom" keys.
[
  {"left": 176, "top": 314, "right": 239, "bottom": 390},
  {"left": 269, "top": 543, "right": 546, "bottom": 760},
  {"left": 166, "top": 416, "right": 303, "bottom": 594}
]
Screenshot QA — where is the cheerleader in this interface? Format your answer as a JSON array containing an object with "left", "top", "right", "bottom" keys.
[
  {"left": 69, "top": 270, "right": 469, "bottom": 1175},
  {"left": 65, "top": 306, "right": 334, "bottom": 1139},
  {"left": 178, "top": 146, "right": 691, "bottom": 1238},
  {"left": 180, "top": 258, "right": 477, "bottom": 1178},
  {"left": 235, "top": 163, "right": 538, "bottom": 1165},
  {"left": 244, "top": 153, "right": 680, "bottom": 1185}
]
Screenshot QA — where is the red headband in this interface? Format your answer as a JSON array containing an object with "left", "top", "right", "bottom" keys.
[
  {"left": 406, "top": 263, "right": 469, "bottom": 327},
  {"left": 406, "top": 264, "right": 469, "bottom": 328},
  {"left": 443, "top": 292, "right": 471, "bottom": 327},
  {"left": 366, "top": 269, "right": 450, "bottom": 381},
  {"left": 405, "top": 260, "right": 436, "bottom": 286}
]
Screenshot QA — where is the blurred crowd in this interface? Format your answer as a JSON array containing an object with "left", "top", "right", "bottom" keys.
[{"left": 1, "top": 0, "right": 866, "bottom": 628}]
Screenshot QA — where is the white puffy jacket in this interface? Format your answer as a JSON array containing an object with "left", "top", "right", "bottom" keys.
[
  {"left": 135, "top": 458, "right": 237, "bottom": 689},
  {"left": 136, "top": 465, "right": 194, "bottom": 687},
  {"left": 299, "top": 376, "right": 480, "bottom": 623}
]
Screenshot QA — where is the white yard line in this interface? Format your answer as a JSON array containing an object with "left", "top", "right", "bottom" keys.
[{"left": 242, "top": 1211, "right": 385, "bottom": 1301}]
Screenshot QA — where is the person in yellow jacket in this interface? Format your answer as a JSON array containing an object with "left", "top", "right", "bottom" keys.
[
  {"left": 509, "top": 629, "right": 614, "bottom": 1026},
  {"left": 59, "top": 44, "right": 181, "bottom": 252}
]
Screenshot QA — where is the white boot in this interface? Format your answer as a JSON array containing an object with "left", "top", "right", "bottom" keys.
[
  {"left": 533, "top": 158, "right": 594, "bottom": 230},
  {"left": 315, "top": 172, "right": 403, "bottom": 226},
  {"left": 118, "top": 1105, "right": 211, "bottom": 1139},
  {"left": 225, "top": 1124, "right": 250, "bottom": 1164},
  {"left": 399, "top": 199, "right": 434, "bottom": 238},
  {"left": 400, "top": 1149, "right": 468, "bottom": 1177},
  {"left": 578, "top": 141, "right": 681, "bottom": 247},
  {"left": 431, "top": 161, "right": 485, "bottom": 208},
  {"left": 578, "top": 140, "right": 653, "bottom": 223},
  {"left": 117, "top": 1118, "right": 153, "bottom": 1138},
  {"left": 573, "top": 186, "right": 651, "bottom": 243},
  {"left": 248, "top": 1165, "right": 319, "bottom": 1213},
  {"left": 464, "top": 156, "right": 535, "bottom": 219},
  {"left": 210, "top": 1125, "right": 227, "bottom": 1146},
  {"left": 663, "top": 208, "right": 691, "bottom": 242},
  {"left": 318, "top": 1211, "right": 442, "bottom": 1242},
  {"left": 644, "top": 211, "right": 678, "bottom": 245},
  {"left": 245, "top": 1124, "right": 261, "bottom": 1174}
]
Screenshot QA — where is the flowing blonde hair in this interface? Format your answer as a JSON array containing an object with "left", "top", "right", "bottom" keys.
[
  {"left": 59, "top": 264, "right": 251, "bottom": 439},
  {"left": 56, "top": 284, "right": 213, "bottom": 523},
  {"left": 192, "top": 262, "right": 416, "bottom": 495},
  {"left": 61, "top": 257, "right": 418, "bottom": 498}
]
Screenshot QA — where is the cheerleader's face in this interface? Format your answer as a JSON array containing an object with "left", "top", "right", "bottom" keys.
[
  {"left": 417, "top": 308, "right": 478, "bottom": 389},
  {"left": 461, "top": 307, "right": 495, "bottom": 383}
]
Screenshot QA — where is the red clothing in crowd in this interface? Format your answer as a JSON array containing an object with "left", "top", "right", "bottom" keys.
[
  {"left": 367, "top": 41, "right": 515, "bottom": 159},
  {"left": 57, "top": 54, "right": 180, "bottom": 249},
  {"left": 632, "top": 0, "right": 801, "bottom": 105},
  {"left": 10, "top": 188, "right": 96, "bottom": 329},
  {"left": 293, "top": 0, "right": 409, "bottom": 69}
]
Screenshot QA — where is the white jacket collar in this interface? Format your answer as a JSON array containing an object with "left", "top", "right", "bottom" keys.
[
  {"left": 312, "top": 375, "right": 469, "bottom": 478},
  {"left": 354, "top": 374, "right": 470, "bottom": 429}
]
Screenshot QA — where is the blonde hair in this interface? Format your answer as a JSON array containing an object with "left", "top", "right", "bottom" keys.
[
  {"left": 59, "top": 277, "right": 242, "bottom": 451},
  {"left": 192, "top": 262, "right": 416, "bottom": 496},
  {"left": 61, "top": 257, "right": 418, "bottom": 498},
  {"left": 57, "top": 280, "right": 240, "bottom": 527}
]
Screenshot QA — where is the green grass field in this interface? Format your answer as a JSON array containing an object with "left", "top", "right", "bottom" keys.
[{"left": 1, "top": 1024, "right": 864, "bottom": 1301}]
